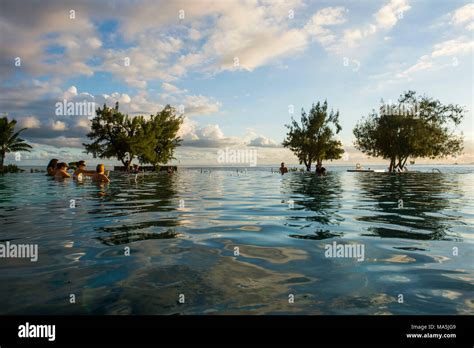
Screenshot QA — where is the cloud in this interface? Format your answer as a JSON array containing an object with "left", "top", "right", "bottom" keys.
[
  {"left": 305, "top": 0, "right": 411, "bottom": 52},
  {"left": 374, "top": 0, "right": 411, "bottom": 29},
  {"left": 397, "top": 36, "right": 473, "bottom": 78},
  {"left": 305, "top": 7, "right": 348, "bottom": 47},
  {"left": 339, "top": 0, "right": 410, "bottom": 50},
  {"left": 182, "top": 95, "right": 221, "bottom": 115},
  {"left": 179, "top": 119, "right": 238, "bottom": 148},
  {"left": 431, "top": 37, "right": 474, "bottom": 57},
  {"left": 397, "top": 55, "right": 434, "bottom": 77},
  {"left": 451, "top": 3, "right": 474, "bottom": 30},
  {"left": 161, "top": 82, "right": 185, "bottom": 94},
  {"left": 248, "top": 135, "right": 280, "bottom": 148},
  {"left": 17, "top": 116, "right": 41, "bottom": 129},
  {"left": 51, "top": 120, "right": 68, "bottom": 131},
  {"left": 34, "top": 136, "right": 86, "bottom": 148}
]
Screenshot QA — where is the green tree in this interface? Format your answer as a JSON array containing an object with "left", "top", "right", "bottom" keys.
[
  {"left": 0, "top": 116, "right": 32, "bottom": 170},
  {"left": 353, "top": 91, "right": 464, "bottom": 172},
  {"left": 84, "top": 102, "right": 144, "bottom": 168},
  {"left": 84, "top": 103, "right": 183, "bottom": 169},
  {"left": 137, "top": 105, "right": 183, "bottom": 169},
  {"left": 283, "top": 101, "right": 344, "bottom": 171}
]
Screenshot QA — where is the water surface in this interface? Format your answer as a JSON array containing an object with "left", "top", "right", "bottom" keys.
[{"left": 0, "top": 165, "right": 473, "bottom": 314}]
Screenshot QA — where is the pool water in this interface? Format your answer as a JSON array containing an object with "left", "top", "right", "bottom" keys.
[{"left": 0, "top": 165, "right": 473, "bottom": 314}]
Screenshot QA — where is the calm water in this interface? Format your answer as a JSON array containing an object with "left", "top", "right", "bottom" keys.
[{"left": 0, "top": 165, "right": 473, "bottom": 315}]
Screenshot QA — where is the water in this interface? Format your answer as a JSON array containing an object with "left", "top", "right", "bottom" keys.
[{"left": 0, "top": 165, "right": 473, "bottom": 315}]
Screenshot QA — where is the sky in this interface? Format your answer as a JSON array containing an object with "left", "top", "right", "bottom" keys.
[{"left": 0, "top": 0, "right": 473, "bottom": 167}]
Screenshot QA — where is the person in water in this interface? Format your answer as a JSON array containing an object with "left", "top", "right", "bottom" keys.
[
  {"left": 279, "top": 162, "right": 288, "bottom": 175},
  {"left": 315, "top": 163, "right": 326, "bottom": 176},
  {"left": 92, "top": 164, "right": 110, "bottom": 183},
  {"left": 46, "top": 159, "right": 58, "bottom": 176},
  {"left": 54, "top": 162, "right": 71, "bottom": 179},
  {"left": 72, "top": 160, "right": 95, "bottom": 179}
]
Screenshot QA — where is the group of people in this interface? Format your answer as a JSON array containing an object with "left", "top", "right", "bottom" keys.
[
  {"left": 46, "top": 159, "right": 110, "bottom": 183},
  {"left": 279, "top": 162, "right": 327, "bottom": 176}
]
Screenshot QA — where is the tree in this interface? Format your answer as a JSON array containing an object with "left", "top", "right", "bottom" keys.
[
  {"left": 84, "top": 102, "right": 144, "bottom": 168},
  {"left": 353, "top": 91, "right": 464, "bottom": 172},
  {"left": 83, "top": 103, "right": 182, "bottom": 169},
  {"left": 137, "top": 105, "right": 183, "bottom": 169},
  {"left": 283, "top": 101, "right": 344, "bottom": 171},
  {"left": 0, "top": 116, "right": 32, "bottom": 170}
]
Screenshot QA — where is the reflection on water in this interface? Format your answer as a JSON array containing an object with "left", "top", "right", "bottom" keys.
[
  {"left": 354, "top": 172, "right": 466, "bottom": 241},
  {"left": 0, "top": 166, "right": 473, "bottom": 315}
]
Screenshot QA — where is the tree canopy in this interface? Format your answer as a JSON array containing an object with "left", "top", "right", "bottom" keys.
[
  {"left": 83, "top": 103, "right": 183, "bottom": 168},
  {"left": 353, "top": 91, "right": 464, "bottom": 172},
  {"left": 0, "top": 116, "right": 32, "bottom": 170},
  {"left": 283, "top": 101, "right": 344, "bottom": 171}
]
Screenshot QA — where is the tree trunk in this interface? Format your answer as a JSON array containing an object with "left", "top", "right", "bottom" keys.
[
  {"left": 0, "top": 150, "right": 5, "bottom": 170},
  {"left": 389, "top": 157, "right": 395, "bottom": 172}
]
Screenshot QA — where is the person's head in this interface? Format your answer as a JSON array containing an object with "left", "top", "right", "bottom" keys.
[
  {"left": 96, "top": 164, "right": 105, "bottom": 174},
  {"left": 76, "top": 160, "right": 86, "bottom": 169},
  {"left": 281, "top": 162, "right": 285, "bottom": 167},
  {"left": 57, "top": 162, "right": 68, "bottom": 171},
  {"left": 47, "top": 159, "right": 58, "bottom": 168}
]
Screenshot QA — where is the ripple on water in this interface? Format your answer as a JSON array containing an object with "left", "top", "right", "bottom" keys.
[{"left": 0, "top": 168, "right": 473, "bottom": 314}]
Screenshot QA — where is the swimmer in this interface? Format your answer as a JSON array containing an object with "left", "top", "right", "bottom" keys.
[
  {"left": 92, "top": 164, "right": 110, "bottom": 183},
  {"left": 72, "top": 160, "right": 95, "bottom": 179},
  {"left": 54, "top": 162, "right": 71, "bottom": 179},
  {"left": 46, "top": 159, "right": 58, "bottom": 176}
]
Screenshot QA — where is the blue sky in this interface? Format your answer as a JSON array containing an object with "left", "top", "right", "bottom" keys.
[{"left": 0, "top": 0, "right": 473, "bottom": 166}]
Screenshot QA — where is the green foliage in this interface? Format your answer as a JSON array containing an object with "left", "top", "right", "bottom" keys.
[
  {"left": 83, "top": 103, "right": 182, "bottom": 168},
  {"left": 0, "top": 116, "right": 32, "bottom": 169},
  {"left": 283, "top": 101, "right": 344, "bottom": 171},
  {"left": 137, "top": 105, "right": 183, "bottom": 167},
  {"left": 353, "top": 91, "right": 464, "bottom": 172},
  {"left": 0, "top": 164, "right": 24, "bottom": 173}
]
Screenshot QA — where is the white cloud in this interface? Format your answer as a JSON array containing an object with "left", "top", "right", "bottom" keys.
[
  {"left": 305, "top": 7, "right": 347, "bottom": 47},
  {"left": 374, "top": 0, "right": 411, "bottom": 29},
  {"left": 451, "top": 3, "right": 474, "bottom": 26},
  {"left": 306, "top": 0, "right": 411, "bottom": 52},
  {"left": 431, "top": 37, "right": 474, "bottom": 57},
  {"left": 307, "top": 7, "right": 348, "bottom": 27},
  {"left": 101, "top": 92, "right": 132, "bottom": 105},
  {"left": 63, "top": 86, "right": 78, "bottom": 99},
  {"left": 183, "top": 95, "right": 221, "bottom": 115},
  {"left": 383, "top": 35, "right": 473, "bottom": 81},
  {"left": 397, "top": 55, "right": 434, "bottom": 77},
  {"left": 18, "top": 116, "right": 41, "bottom": 129},
  {"left": 249, "top": 135, "right": 280, "bottom": 148},
  {"left": 181, "top": 122, "right": 238, "bottom": 148},
  {"left": 162, "top": 82, "right": 185, "bottom": 94},
  {"left": 75, "top": 118, "right": 91, "bottom": 130},
  {"left": 51, "top": 120, "right": 68, "bottom": 131}
]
